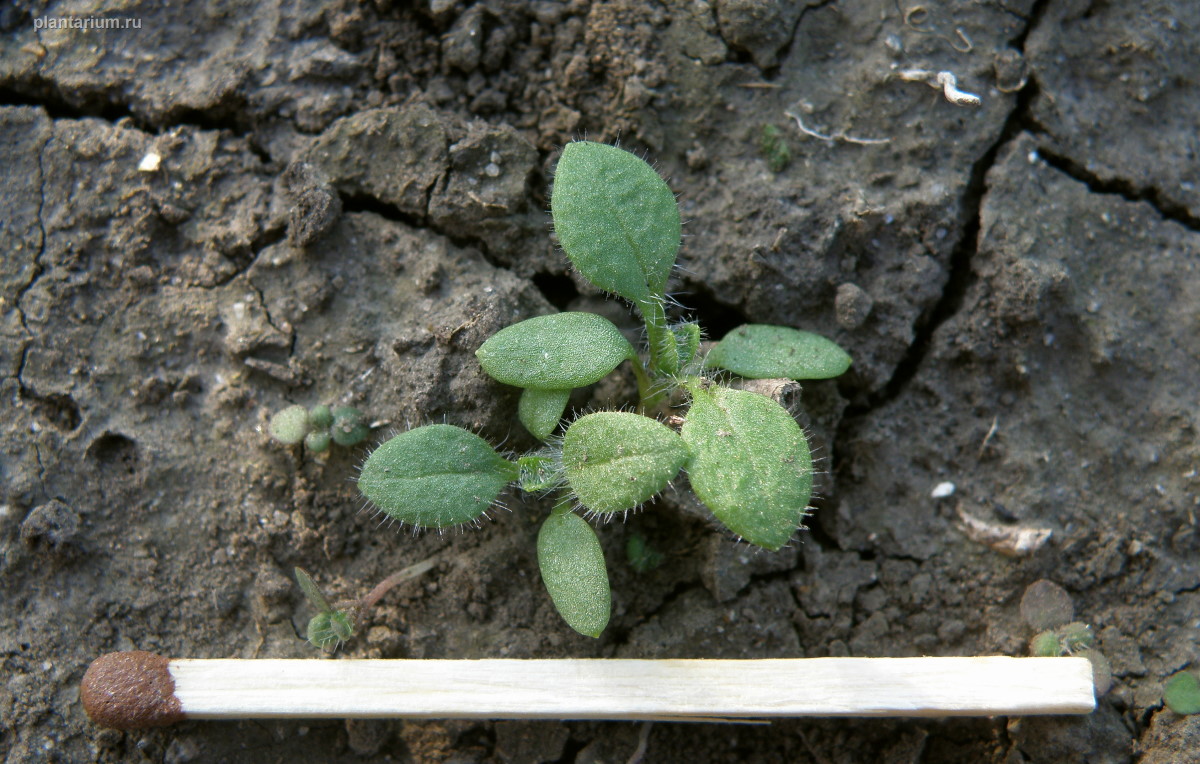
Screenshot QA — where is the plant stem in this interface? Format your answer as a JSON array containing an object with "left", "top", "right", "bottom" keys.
[{"left": 627, "top": 350, "right": 654, "bottom": 409}]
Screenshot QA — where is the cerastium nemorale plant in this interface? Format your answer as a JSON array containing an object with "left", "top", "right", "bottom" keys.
[{"left": 357, "top": 141, "right": 850, "bottom": 637}]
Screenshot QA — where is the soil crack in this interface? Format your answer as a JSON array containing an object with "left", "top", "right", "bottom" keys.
[
  {"left": 1035, "top": 147, "right": 1200, "bottom": 233},
  {"left": 846, "top": 77, "right": 1044, "bottom": 416},
  {"left": 12, "top": 124, "right": 53, "bottom": 391},
  {"left": 841, "top": 0, "right": 1053, "bottom": 418}
]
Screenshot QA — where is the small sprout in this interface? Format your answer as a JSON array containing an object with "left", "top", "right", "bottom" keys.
[
  {"left": 1164, "top": 671, "right": 1200, "bottom": 715},
  {"left": 758, "top": 124, "right": 791, "bottom": 172},
  {"left": 306, "top": 611, "right": 355, "bottom": 650},
  {"left": 537, "top": 505, "right": 611, "bottom": 638},
  {"left": 626, "top": 532, "right": 664, "bottom": 573},
  {"left": 331, "top": 406, "right": 370, "bottom": 446},
  {"left": 295, "top": 567, "right": 354, "bottom": 650},
  {"left": 270, "top": 405, "right": 312, "bottom": 445},
  {"left": 271, "top": 402, "right": 370, "bottom": 452}
]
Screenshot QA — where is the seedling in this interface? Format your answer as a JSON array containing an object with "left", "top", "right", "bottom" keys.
[
  {"left": 357, "top": 141, "right": 851, "bottom": 637},
  {"left": 270, "top": 404, "right": 369, "bottom": 453},
  {"left": 759, "top": 124, "right": 791, "bottom": 172},
  {"left": 294, "top": 567, "right": 354, "bottom": 650},
  {"left": 1164, "top": 671, "right": 1200, "bottom": 715},
  {"left": 1020, "top": 579, "right": 1111, "bottom": 695}
]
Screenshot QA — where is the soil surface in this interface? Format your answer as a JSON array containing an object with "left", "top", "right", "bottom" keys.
[{"left": 3, "top": 1, "right": 1199, "bottom": 762}]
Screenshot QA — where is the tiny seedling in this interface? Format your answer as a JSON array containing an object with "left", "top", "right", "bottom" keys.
[
  {"left": 1164, "top": 671, "right": 1200, "bottom": 715},
  {"left": 356, "top": 141, "right": 851, "bottom": 637},
  {"left": 759, "top": 124, "right": 792, "bottom": 173},
  {"left": 270, "top": 404, "right": 370, "bottom": 453},
  {"left": 294, "top": 567, "right": 354, "bottom": 650}
]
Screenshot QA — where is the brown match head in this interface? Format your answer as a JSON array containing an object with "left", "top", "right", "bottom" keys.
[{"left": 81, "top": 651, "right": 185, "bottom": 729}]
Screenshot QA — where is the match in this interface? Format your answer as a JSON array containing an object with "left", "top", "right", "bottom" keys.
[{"left": 81, "top": 652, "right": 1096, "bottom": 730}]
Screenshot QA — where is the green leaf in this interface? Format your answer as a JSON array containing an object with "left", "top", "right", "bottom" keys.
[
  {"left": 519, "top": 388, "right": 571, "bottom": 440},
  {"left": 358, "top": 424, "right": 517, "bottom": 528},
  {"left": 681, "top": 383, "right": 813, "bottom": 550},
  {"left": 551, "top": 141, "right": 681, "bottom": 304},
  {"left": 307, "top": 611, "right": 354, "bottom": 650},
  {"left": 476, "top": 312, "right": 634, "bottom": 390},
  {"left": 304, "top": 430, "right": 332, "bottom": 453},
  {"left": 1165, "top": 672, "right": 1200, "bottom": 715},
  {"left": 295, "top": 567, "right": 333, "bottom": 614},
  {"left": 269, "top": 405, "right": 311, "bottom": 444},
  {"left": 1029, "top": 630, "right": 1063, "bottom": 657},
  {"left": 537, "top": 508, "right": 611, "bottom": 637},
  {"left": 562, "top": 412, "right": 688, "bottom": 514},
  {"left": 309, "top": 405, "right": 333, "bottom": 430},
  {"left": 706, "top": 324, "right": 851, "bottom": 380},
  {"left": 674, "top": 322, "right": 701, "bottom": 368}
]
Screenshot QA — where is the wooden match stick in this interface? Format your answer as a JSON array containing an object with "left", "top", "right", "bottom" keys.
[{"left": 81, "top": 652, "right": 1095, "bottom": 729}]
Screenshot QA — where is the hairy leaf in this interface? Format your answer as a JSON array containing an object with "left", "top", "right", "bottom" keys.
[
  {"left": 551, "top": 141, "right": 680, "bottom": 303},
  {"left": 518, "top": 388, "right": 572, "bottom": 440},
  {"left": 706, "top": 324, "right": 851, "bottom": 380},
  {"left": 674, "top": 322, "right": 702, "bottom": 368},
  {"left": 358, "top": 424, "right": 517, "bottom": 528},
  {"left": 538, "top": 508, "right": 611, "bottom": 638},
  {"left": 476, "top": 312, "right": 633, "bottom": 389},
  {"left": 563, "top": 412, "right": 688, "bottom": 514},
  {"left": 682, "top": 384, "right": 812, "bottom": 550}
]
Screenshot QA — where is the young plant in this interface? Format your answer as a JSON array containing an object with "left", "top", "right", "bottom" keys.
[
  {"left": 1164, "top": 671, "right": 1200, "bottom": 715},
  {"left": 270, "top": 404, "right": 370, "bottom": 453},
  {"left": 294, "top": 567, "right": 354, "bottom": 650},
  {"left": 357, "top": 141, "right": 851, "bottom": 637}
]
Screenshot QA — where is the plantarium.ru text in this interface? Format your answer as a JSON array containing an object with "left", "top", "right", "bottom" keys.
[{"left": 358, "top": 141, "right": 850, "bottom": 637}]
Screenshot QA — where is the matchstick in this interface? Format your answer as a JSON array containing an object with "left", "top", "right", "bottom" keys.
[{"left": 81, "top": 652, "right": 1095, "bottom": 730}]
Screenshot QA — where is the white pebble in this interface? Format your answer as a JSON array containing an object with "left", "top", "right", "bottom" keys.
[
  {"left": 138, "top": 152, "right": 161, "bottom": 172},
  {"left": 931, "top": 481, "right": 956, "bottom": 499}
]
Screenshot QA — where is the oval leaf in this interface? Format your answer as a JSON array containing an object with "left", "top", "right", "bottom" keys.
[
  {"left": 681, "top": 383, "right": 812, "bottom": 550},
  {"left": 358, "top": 424, "right": 517, "bottom": 528},
  {"left": 563, "top": 412, "right": 688, "bottom": 514},
  {"left": 476, "top": 312, "right": 633, "bottom": 389},
  {"left": 538, "top": 508, "right": 611, "bottom": 637},
  {"left": 551, "top": 141, "right": 680, "bottom": 303},
  {"left": 1165, "top": 672, "right": 1200, "bottom": 715},
  {"left": 519, "top": 388, "right": 571, "bottom": 440},
  {"left": 706, "top": 324, "right": 851, "bottom": 380}
]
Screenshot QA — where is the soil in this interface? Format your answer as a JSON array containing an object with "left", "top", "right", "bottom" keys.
[{"left": 2, "top": 0, "right": 1199, "bottom": 762}]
